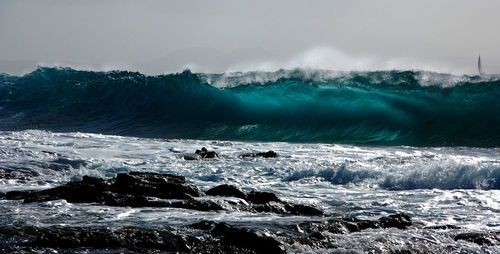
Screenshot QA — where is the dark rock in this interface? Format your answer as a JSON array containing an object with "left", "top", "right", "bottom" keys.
[
  {"left": 424, "top": 224, "right": 460, "bottom": 230},
  {"left": 454, "top": 232, "right": 500, "bottom": 246},
  {"left": 195, "top": 147, "right": 219, "bottom": 159},
  {"left": 378, "top": 213, "right": 412, "bottom": 229},
  {"left": 246, "top": 191, "right": 281, "bottom": 204},
  {"left": 308, "top": 231, "right": 325, "bottom": 240},
  {"left": 329, "top": 218, "right": 371, "bottom": 233},
  {"left": 7, "top": 172, "right": 204, "bottom": 208},
  {"left": 6, "top": 171, "right": 327, "bottom": 216},
  {"left": 5, "top": 190, "right": 32, "bottom": 200},
  {"left": 284, "top": 204, "right": 324, "bottom": 216},
  {"left": 24, "top": 186, "right": 69, "bottom": 203},
  {"left": 102, "top": 192, "right": 152, "bottom": 207},
  {"left": 293, "top": 213, "right": 413, "bottom": 237},
  {"left": 81, "top": 175, "right": 107, "bottom": 186},
  {"left": 205, "top": 184, "right": 324, "bottom": 216},
  {"left": 240, "top": 151, "right": 278, "bottom": 159},
  {"left": 189, "top": 220, "right": 217, "bottom": 230},
  {"left": 31, "top": 226, "right": 190, "bottom": 252},
  {"left": 112, "top": 172, "right": 201, "bottom": 199},
  {"left": 183, "top": 154, "right": 202, "bottom": 160},
  {"left": 129, "top": 171, "right": 186, "bottom": 184},
  {"left": 41, "top": 150, "right": 59, "bottom": 156},
  {"left": 206, "top": 184, "right": 324, "bottom": 216},
  {"left": 211, "top": 222, "right": 285, "bottom": 254},
  {"left": 171, "top": 199, "right": 224, "bottom": 211},
  {"left": 206, "top": 184, "right": 247, "bottom": 199},
  {"left": 252, "top": 203, "right": 288, "bottom": 214}
]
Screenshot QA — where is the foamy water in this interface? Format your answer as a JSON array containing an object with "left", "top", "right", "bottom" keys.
[{"left": 1, "top": 130, "right": 499, "bottom": 252}]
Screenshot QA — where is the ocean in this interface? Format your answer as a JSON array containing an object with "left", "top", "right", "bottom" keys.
[{"left": 1, "top": 67, "right": 500, "bottom": 253}]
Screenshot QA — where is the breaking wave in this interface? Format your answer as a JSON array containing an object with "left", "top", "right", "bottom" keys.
[{"left": 1, "top": 67, "right": 500, "bottom": 147}]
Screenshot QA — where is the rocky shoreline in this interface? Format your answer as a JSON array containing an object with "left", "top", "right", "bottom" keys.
[{"left": 1, "top": 167, "right": 498, "bottom": 252}]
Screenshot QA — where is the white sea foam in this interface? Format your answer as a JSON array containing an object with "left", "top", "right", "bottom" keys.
[{"left": 1, "top": 130, "right": 500, "bottom": 252}]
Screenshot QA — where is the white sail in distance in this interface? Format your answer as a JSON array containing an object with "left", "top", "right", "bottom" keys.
[{"left": 478, "top": 54, "right": 485, "bottom": 75}]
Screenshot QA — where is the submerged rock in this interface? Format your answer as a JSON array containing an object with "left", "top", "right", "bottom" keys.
[
  {"left": 195, "top": 147, "right": 219, "bottom": 159},
  {"left": 17, "top": 226, "right": 190, "bottom": 252},
  {"left": 378, "top": 213, "right": 412, "bottom": 229},
  {"left": 424, "top": 225, "right": 461, "bottom": 230},
  {"left": 182, "top": 147, "right": 219, "bottom": 160},
  {"left": 186, "top": 213, "right": 413, "bottom": 253},
  {"left": 205, "top": 184, "right": 323, "bottom": 216},
  {"left": 211, "top": 222, "right": 285, "bottom": 254},
  {"left": 454, "top": 232, "right": 500, "bottom": 246},
  {"left": 189, "top": 221, "right": 285, "bottom": 253},
  {"left": 291, "top": 213, "right": 413, "bottom": 236},
  {"left": 183, "top": 154, "right": 202, "bottom": 160},
  {"left": 3, "top": 222, "right": 288, "bottom": 253},
  {"left": 240, "top": 150, "right": 278, "bottom": 159}
]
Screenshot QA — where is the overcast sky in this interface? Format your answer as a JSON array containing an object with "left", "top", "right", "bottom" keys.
[{"left": 1, "top": 0, "right": 499, "bottom": 74}]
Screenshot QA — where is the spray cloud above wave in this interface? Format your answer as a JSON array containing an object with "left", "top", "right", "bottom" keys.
[{"left": 224, "top": 46, "right": 469, "bottom": 75}]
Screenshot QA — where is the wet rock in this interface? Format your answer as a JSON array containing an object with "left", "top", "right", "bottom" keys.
[
  {"left": 378, "top": 213, "right": 412, "bottom": 229},
  {"left": 195, "top": 147, "right": 219, "bottom": 159},
  {"left": 252, "top": 202, "right": 288, "bottom": 214},
  {"left": 190, "top": 221, "right": 288, "bottom": 253},
  {"left": 205, "top": 184, "right": 323, "bottom": 216},
  {"left": 246, "top": 191, "right": 281, "bottom": 204},
  {"left": 5, "top": 190, "right": 33, "bottom": 200},
  {"left": 31, "top": 226, "right": 190, "bottom": 252},
  {"left": 293, "top": 213, "right": 413, "bottom": 237},
  {"left": 240, "top": 151, "right": 278, "bottom": 159},
  {"left": 6, "top": 172, "right": 205, "bottom": 209},
  {"left": 308, "top": 231, "right": 325, "bottom": 240},
  {"left": 211, "top": 222, "right": 285, "bottom": 254},
  {"left": 6, "top": 172, "right": 325, "bottom": 216},
  {"left": 41, "top": 150, "right": 59, "bottom": 156},
  {"left": 129, "top": 171, "right": 187, "bottom": 184},
  {"left": 424, "top": 224, "right": 460, "bottom": 230},
  {"left": 102, "top": 192, "right": 152, "bottom": 207},
  {"left": 112, "top": 172, "right": 200, "bottom": 199},
  {"left": 284, "top": 204, "right": 324, "bottom": 216},
  {"left": 454, "top": 232, "right": 500, "bottom": 246},
  {"left": 183, "top": 154, "right": 202, "bottom": 160},
  {"left": 171, "top": 199, "right": 224, "bottom": 211},
  {"left": 189, "top": 220, "right": 217, "bottom": 230},
  {"left": 206, "top": 184, "right": 247, "bottom": 199}
]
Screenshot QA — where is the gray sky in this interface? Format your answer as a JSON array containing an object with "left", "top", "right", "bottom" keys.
[{"left": 1, "top": 0, "right": 499, "bottom": 75}]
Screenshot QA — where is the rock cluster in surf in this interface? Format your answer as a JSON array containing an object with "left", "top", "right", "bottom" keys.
[{"left": 2, "top": 171, "right": 418, "bottom": 253}]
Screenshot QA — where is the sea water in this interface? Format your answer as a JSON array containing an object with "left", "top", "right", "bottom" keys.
[{"left": 1, "top": 67, "right": 500, "bottom": 252}]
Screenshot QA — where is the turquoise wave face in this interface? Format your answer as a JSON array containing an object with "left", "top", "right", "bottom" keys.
[{"left": 1, "top": 67, "right": 500, "bottom": 147}]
